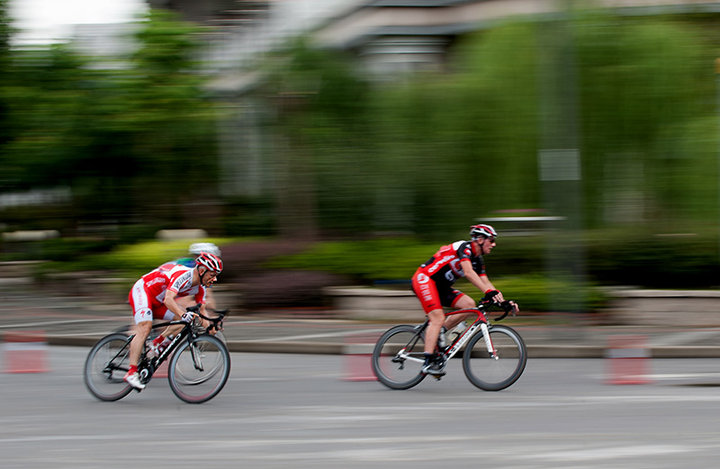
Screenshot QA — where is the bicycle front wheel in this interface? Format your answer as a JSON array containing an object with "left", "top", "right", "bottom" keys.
[
  {"left": 462, "top": 325, "right": 527, "bottom": 391},
  {"left": 84, "top": 333, "right": 134, "bottom": 401},
  {"left": 372, "top": 325, "right": 427, "bottom": 390},
  {"left": 168, "top": 335, "right": 231, "bottom": 404}
]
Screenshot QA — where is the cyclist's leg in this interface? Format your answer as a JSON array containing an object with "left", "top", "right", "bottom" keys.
[
  {"left": 444, "top": 293, "right": 475, "bottom": 330},
  {"left": 411, "top": 271, "right": 444, "bottom": 355},
  {"left": 153, "top": 306, "right": 183, "bottom": 346},
  {"left": 128, "top": 280, "right": 154, "bottom": 369},
  {"left": 424, "top": 309, "right": 445, "bottom": 354},
  {"left": 129, "top": 320, "right": 152, "bottom": 366}
]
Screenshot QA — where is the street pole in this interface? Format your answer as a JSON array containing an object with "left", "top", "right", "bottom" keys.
[
  {"left": 716, "top": 58, "right": 720, "bottom": 266},
  {"left": 537, "top": 1, "right": 586, "bottom": 317}
]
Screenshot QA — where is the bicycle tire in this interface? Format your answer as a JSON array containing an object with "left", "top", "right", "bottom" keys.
[
  {"left": 84, "top": 333, "right": 134, "bottom": 401},
  {"left": 168, "top": 335, "right": 231, "bottom": 404},
  {"left": 372, "top": 325, "right": 427, "bottom": 390},
  {"left": 462, "top": 324, "right": 527, "bottom": 391}
]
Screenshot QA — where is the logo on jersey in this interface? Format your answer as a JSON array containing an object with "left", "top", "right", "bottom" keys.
[
  {"left": 146, "top": 277, "right": 166, "bottom": 287},
  {"left": 428, "top": 255, "right": 454, "bottom": 274},
  {"left": 416, "top": 273, "right": 430, "bottom": 284}
]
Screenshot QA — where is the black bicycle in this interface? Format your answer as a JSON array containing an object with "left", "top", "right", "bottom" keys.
[
  {"left": 372, "top": 300, "right": 527, "bottom": 391},
  {"left": 84, "top": 305, "right": 230, "bottom": 404}
]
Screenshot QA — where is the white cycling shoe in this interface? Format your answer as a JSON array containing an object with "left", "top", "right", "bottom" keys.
[{"left": 124, "top": 371, "right": 146, "bottom": 390}]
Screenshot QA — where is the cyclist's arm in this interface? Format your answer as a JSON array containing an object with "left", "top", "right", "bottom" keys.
[
  {"left": 459, "top": 259, "right": 504, "bottom": 301},
  {"left": 164, "top": 289, "right": 187, "bottom": 320},
  {"left": 197, "top": 302, "right": 219, "bottom": 334},
  {"left": 204, "top": 289, "right": 217, "bottom": 310}
]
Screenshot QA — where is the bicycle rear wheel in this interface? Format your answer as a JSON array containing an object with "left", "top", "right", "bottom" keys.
[
  {"left": 462, "top": 325, "right": 527, "bottom": 391},
  {"left": 168, "top": 335, "right": 230, "bottom": 404},
  {"left": 372, "top": 325, "right": 427, "bottom": 390},
  {"left": 84, "top": 333, "right": 134, "bottom": 401}
]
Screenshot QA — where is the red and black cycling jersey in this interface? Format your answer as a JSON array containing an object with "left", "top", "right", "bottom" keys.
[{"left": 418, "top": 240, "right": 486, "bottom": 287}]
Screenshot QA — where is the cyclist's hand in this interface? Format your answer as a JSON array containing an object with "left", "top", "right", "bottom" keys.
[
  {"left": 181, "top": 311, "right": 196, "bottom": 323},
  {"left": 201, "top": 318, "right": 217, "bottom": 335},
  {"left": 507, "top": 301, "right": 519, "bottom": 316},
  {"left": 483, "top": 289, "right": 505, "bottom": 303}
]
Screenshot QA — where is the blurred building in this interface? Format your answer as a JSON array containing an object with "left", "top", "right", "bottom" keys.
[
  {"left": 134, "top": 0, "right": 720, "bottom": 207},
  {"left": 142, "top": 0, "right": 720, "bottom": 204},
  {"left": 145, "top": 0, "right": 720, "bottom": 80}
]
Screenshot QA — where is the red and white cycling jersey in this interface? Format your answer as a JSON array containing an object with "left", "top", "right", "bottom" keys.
[
  {"left": 129, "top": 264, "right": 205, "bottom": 322},
  {"left": 141, "top": 263, "right": 205, "bottom": 305}
]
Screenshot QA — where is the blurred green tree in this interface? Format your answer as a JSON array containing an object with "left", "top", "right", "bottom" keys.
[
  {"left": 0, "top": 9, "right": 219, "bottom": 233},
  {"left": 0, "top": 0, "right": 13, "bottom": 170},
  {"left": 262, "top": 38, "right": 372, "bottom": 239},
  {"left": 260, "top": 13, "right": 718, "bottom": 237}
]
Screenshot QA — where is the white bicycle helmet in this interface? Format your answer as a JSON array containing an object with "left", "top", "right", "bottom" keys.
[{"left": 189, "top": 242, "right": 221, "bottom": 257}]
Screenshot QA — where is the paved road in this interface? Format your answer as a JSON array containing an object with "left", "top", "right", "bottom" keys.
[{"left": 2, "top": 348, "right": 720, "bottom": 468}]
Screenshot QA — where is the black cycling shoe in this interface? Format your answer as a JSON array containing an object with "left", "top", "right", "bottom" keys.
[{"left": 422, "top": 354, "right": 446, "bottom": 377}]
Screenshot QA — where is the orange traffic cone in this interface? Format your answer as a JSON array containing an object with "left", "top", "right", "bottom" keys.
[
  {"left": 343, "top": 334, "right": 378, "bottom": 382},
  {"left": 606, "top": 335, "right": 651, "bottom": 385},
  {"left": 3, "top": 330, "right": 49, "bottom": 373}
]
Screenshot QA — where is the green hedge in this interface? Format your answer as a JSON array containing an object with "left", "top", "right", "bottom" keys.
[
  {"left": 13, "top": 229, "right": 718, "bottom": 312},
  {"left": 264, "top": 229, "right": 719, "bottom": 310},
  {"left": 263, "top": 237, "right": 610, "bottom": 311},
  {"left": 32, "top": 237, "right": 236, "bottom": 281},
  {"left": 265, "top": 232, "right": 718, "bottom": 287}
]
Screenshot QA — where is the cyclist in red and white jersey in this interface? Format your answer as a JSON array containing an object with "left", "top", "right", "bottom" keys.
[
  {"left": 411, "top": 224, "right": 518, "bottom": 376},
  {"left": 123, "top": 252, "right": 223, "bottom": 390}
]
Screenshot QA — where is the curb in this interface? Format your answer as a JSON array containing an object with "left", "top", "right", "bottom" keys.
[{"left": 46, "top": 336, "right": 720, "bottom": 358}]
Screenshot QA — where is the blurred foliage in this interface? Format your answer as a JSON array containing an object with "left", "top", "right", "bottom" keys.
[
  {"left": 222, "top": 196, "right": 276, "bottom": 236},
  {"left": 262, "top": 236, "right": 611, "bottom": 312},
  {"left": 1, "top": 238, "right": 115, "bottom": 262},
  {"left": 258, "top": 12, "right": 719, "bottom": 237},
  {"left": 261, "top": 38, "right": 374, "bottom": 237},
  {"left": 37, "top": 237, "right": 235, "bottom": 279},
  {"left": 11, "top": 229, "right": 717, "bottom": 311},
  {"left": 492, "top": 274, "right": 609, "bottom": 314},
  {"left": 265, "top": 231, "right": 719, "bottom": 289},
  {"left": 0, "top": 9, "right": 219, "bottom": 230},
  {"left": 264, "top": 237, "right": 433, "bottom": 281},
  {"left": 1, "top": 6, "right": 719, "bottom": 304},
  {"left": 263, "top": 229, "right": 719, "bottom": 310}
]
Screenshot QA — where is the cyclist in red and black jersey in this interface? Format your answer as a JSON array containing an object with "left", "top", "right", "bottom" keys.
[{"left": 411, "top": 224, "right": 519, "bottom": 375}]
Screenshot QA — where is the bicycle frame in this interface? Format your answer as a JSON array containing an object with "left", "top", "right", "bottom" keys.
[
  {"left": 397, "top": 303, "right": 506, "bottom": 367},
  {"left": 138, "top": 307, "right": 226, "bottom": 382},
  {"left": 373, "top": 300, "right": 525, "bottom": 391},
  {"left": 98, "top": 307, "right": 225, "bottom": 383},
  {"left": 442, "top": 308, "right": 496, "bottom": 360}
]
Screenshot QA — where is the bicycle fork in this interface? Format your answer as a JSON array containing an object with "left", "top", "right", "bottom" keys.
[
  {"left": 480, "top": 323, "right": 498, "bottom": 359},
  {"left": 189, "top": 342, "right": 205, "bottom": 372}
]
